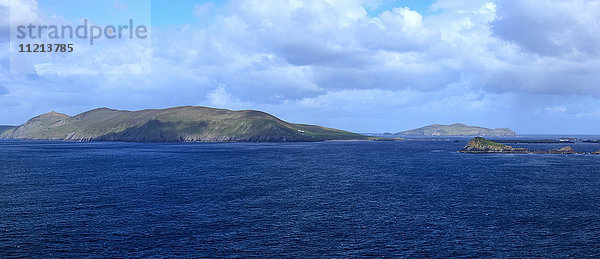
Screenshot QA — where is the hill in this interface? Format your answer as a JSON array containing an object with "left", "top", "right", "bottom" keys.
[
  {"left": 396, "top": 123, "right": 516, "bottom": 137},
  {"left": 0, "top": 126, "right": 16, "bottom": 135},
  {"left": 0, "top": 106, "right": 369, "bottom": 142}
]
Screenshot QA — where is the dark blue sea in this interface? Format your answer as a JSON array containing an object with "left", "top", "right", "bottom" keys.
[{"left": 2, "top": 139, "right": 600, "bottom": 257}]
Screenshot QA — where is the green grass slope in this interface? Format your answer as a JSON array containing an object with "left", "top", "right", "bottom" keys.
[
  {"left": 1, "top": 106, "right": 368, "bottom": 142},
  {"left": 396, "top": 123, "right": 516, "bottom": 136}
]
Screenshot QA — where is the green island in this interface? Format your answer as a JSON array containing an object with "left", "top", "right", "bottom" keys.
[
  {"left": 396, "top": 123, "right": 516, "bottom": 137},
  {"left": 460, "top": 137, "right": 600, "bottom": 154},
  {"left": 0, "top": 106, "right": 377, "bottom": 143}
]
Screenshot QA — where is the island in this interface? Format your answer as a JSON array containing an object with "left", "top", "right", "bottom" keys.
[
  {"left": 396, "top": 123, "right": 516, "bottom": 137},
  {"left": 0, "top": 106, "right": 372, "bottom": 142},
  {"left": 460, "top": 137, "right": 529, "bottom": 153},
  {"left": 0, "top": 126, "right": 16, "bottom": 135},
  {"left": 460, "top": 137, "right": 600, "bottom": 154}
]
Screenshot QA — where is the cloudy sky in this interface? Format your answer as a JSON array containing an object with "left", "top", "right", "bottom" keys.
[{"left": 1, "top": 0, "right": 599, "bottom": 134}]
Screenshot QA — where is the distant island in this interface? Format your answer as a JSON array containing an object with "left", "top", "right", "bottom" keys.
[
  {"left": 0, "top": 106, "right": 371, "bottom": 142},
  {"left": 396, "top": 123, "right": 516, "bottom": 137},
  {"left": 460, "top": 137, "right": 600, "bottom": 154},
  {"left": 0, "top": 126, "right": 15, "bottom": 135}
]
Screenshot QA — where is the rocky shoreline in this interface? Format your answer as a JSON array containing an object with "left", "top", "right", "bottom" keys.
[{"left": 460, "top": 137, "right": 600, "bottom": 155}]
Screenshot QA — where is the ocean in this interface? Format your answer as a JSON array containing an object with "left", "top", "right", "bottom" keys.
[{"left": 1, "top": 139, "right": 600, "bottom": 257}]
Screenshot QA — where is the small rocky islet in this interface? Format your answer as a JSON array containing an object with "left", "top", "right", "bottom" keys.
[{"left": 460, "top": 137, "right": 600, "bottom": 155}]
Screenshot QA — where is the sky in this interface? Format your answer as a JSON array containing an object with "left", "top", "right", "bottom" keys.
[{"left": 0, "top": 0, "right": 599, "bottom": 134}]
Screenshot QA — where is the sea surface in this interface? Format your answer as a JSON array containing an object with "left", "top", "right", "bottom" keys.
[{"left": 1, "top": 138, "right": 600, "bottom": 257}]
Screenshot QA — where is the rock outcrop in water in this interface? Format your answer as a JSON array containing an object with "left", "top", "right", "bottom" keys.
[
  {"left": 460, "top": 137, "right": 596, "bottom": 155},
  {"left": 548, "top": 146, "right": 577, "bottom": 154},
  {"left": 0, "top": 106, "right": 370, "bottom": 143},
  {"left": 396, "top": 123, "right": 516, "bottom": 137},
  {"left": 460, "top": 137, "right": 528, "bottom": 153}
]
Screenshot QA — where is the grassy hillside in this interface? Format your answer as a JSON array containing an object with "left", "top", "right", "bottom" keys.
[
  {"left": 1, "top": 106, "right": 369, "bottom": 142},
  {"left": 396, "top": 123, "right": 516, "bottom": 136}
]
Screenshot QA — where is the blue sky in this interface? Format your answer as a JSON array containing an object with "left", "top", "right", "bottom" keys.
[
  {"left": 38, "top": 0, "right": 152, "bottom": 24},
  {"left": 1, "top": 0, "right": 600, "bottom": 134},
  {"left": 366, "top": 0, "right": 435, "bottom": 15},
  {"left": 151, "top": 0, "right": 224, "bottom": 25}
]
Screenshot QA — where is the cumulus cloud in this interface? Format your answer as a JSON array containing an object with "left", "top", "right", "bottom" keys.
[
  {"left": 469, "top": 0, "right": 600, "bottom": 98},
  {"left": 1, "top": 0, "right": 151, "bottom": 75},
  {"left": 493, "top": 0, "right": 600, "bottom": 58},
  {"left": 1, "top": 0, "right": 600, "bottom": 133},
  {"left": 207, "top": 84, "right": 236, "bottom": 107}
]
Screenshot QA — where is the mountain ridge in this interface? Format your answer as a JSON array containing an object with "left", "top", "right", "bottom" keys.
[
  {"left": 0, "top": 125, "right": 16, "bottom": 135},
  {"left": 396, "top": 123, "right": 516, "bottom": 136},
  {"left": 0, "top": 106, "right": 370, "bottom": 142}
]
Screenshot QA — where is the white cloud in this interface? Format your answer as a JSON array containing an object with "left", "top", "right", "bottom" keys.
[
  {"left": 193, "top": 2, "right": 214, "bottom": 18},
  {"left": 493, "top": 0, "right": 600, "bottom": 58},
  {"left": 2, "top": 0, "right": 151, "bottom": 75},
  {"left": 1, "top": 0, "right": 600, "bottom": 133},
  {"left": 1, "top": 0, "right": 41, "bottom": 25},
  {"left": 544, "top": 106, "right": 567, "bottom": 113},
  {"left": 207, "top": 84, "right": 235, "bottom": 107}
]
